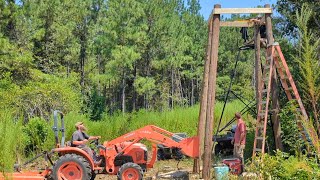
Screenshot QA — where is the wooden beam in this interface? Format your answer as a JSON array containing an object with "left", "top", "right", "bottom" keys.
[
  {"left": 254, "top": 25, "right": 261, "bottom": 113},
  {"left": 202, "top": 4, "right": 220, "bottom": 180},
  {"left": 220, "top": 21, "right": 254, "bottom": 27},
  {"left": 194, "top": 17, "right": 213, "bottom": 175},
  {"left": 264, "top": 4, "right": 284, "bottom": 151},
  {"left": 213, "top": 8, "right": 272, "bottom": 14}
]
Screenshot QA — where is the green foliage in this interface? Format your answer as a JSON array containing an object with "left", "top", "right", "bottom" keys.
[
  {"left": 277, "top": 0, "right": 320, "bottom": 36},
  {"left": 0, "top": 33, "right": 33, "bottom": 85},
  {"left": 279, "top": 101, "right": 305, "bottom": 155},
  {"left": 216, "top": 25, "right": 255, "bottom": 101},
  {"left": 88, "top": 87, "right": 106, "bottom": 121},
  {"left": 0, "top": 71, "right": 82, "bottom": 120},
  {"left": 293, "top": 4, "right": 320, "bottom": 131},
  {"left": 1, "top": 0, "right": 254, "bottom": 117},
  {"left": 35, "top": 101, "right": 247, "bottom": 148},
  {"left": 1, "top": 2, "right": 319, "bottom": 179},
  {"left": 246, "top": 151, "right": 320, "bottom": 179},
  {"left": 0, "top": 109, "right": 24, "bottom": 173},
  {"left": 22, "top": 117, "right": 50, "bottom": 155},
  {"left": 134, "top": 77, "right": 156, "bottom": 96}
]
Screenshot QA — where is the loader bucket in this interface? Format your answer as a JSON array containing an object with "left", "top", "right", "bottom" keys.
[{"left": 179, "top": 136, "right": 199, "bottom": 158}]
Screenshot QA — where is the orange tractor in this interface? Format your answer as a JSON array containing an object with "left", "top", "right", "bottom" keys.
[{"left": 1, "top": 111, "right": 199, "bottom": 180}]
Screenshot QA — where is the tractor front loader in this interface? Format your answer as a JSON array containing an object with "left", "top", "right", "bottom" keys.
[{"left": 0, "top": 111, "right": 199, "bottom": 180}]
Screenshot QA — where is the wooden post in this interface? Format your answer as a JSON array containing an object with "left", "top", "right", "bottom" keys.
[
  {"left": 202, "top": 4, "right": 220, "bottom": 180},
  {"left": 265, "top": 4, "right": 283, "bottom": 150},
  {"left": 193, "top": 18, "right": 213, "bottom": 174},
  {"left": 254, "top": 25, "right": 261, "bottom": 112}
]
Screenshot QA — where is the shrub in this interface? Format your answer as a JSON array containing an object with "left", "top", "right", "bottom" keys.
[
  {"left": 279, "top": 101, "right": 305, "bottom": 155},
  {"left": 246, "top": 150, "right": 320, "bottom": 179},
  {"left": 22, "top": 117, "right": 51, "bottom": 155},
  {"left": 0, "top": 71, "right": 82, "bottom": 121}
]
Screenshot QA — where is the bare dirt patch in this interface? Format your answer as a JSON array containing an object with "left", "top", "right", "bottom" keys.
[
  {"left": 22, "top": 157, "right": 204, "bottom": 179},
  {"left": 95, "top": 159, "right": 202, "bottom": 180}
]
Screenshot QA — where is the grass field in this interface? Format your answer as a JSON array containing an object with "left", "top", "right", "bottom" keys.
[
  {"left": 62, "top": 100, "right": 251, "bottom": 141},
  {"left": 2, "top": 100, "right": 317, "bottom": 179},
  {"left": 0, "top": 100, "right": 253, "bottom": 173}
]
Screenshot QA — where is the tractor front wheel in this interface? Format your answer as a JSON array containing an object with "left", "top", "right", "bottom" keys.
[
  {"left": 117, "top": 162, "right": 143, "bottom": 180},
  {"left": 52, "top": 154, "right": 92, "bottom": 180}
]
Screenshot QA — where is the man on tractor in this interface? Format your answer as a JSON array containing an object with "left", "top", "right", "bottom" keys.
[{"left": 71, "top": 121, "right": 102, "bottom": 165}]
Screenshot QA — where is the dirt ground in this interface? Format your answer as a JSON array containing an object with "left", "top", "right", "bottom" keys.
[
  {"left": 24, "top": 157, "right": 209, "bottom": 179},
  {"left": 95, "top": 159, "right": 202, "bottom": 180}
]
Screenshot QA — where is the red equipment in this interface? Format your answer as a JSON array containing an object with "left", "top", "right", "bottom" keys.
[
  {"left": 222, "top": 158, "right": 242, "bottom": 175},
  {"left": 0, "top": 111, "right": 199, "bottom": 180}
]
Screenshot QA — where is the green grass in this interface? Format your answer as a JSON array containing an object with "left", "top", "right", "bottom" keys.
[
  {"left": 0, "top": 109, "right": 24, "bottom": 173},
  {"left": 61, "top": 100, "right": 249, "bottom": 141},
  {"left": 0, "top": 100, "right": 252, "bottom": 172}
]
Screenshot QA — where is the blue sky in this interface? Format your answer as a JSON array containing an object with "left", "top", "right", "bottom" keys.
[{"left": 199, "top": 0, "right": 277, "bottom": 19}]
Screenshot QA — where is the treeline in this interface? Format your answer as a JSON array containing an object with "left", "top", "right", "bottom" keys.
[
  {"left": 0, "top": 0, "right": 208, "bottom": 120},
  {"left": 1, "top": 0, "right": 319, "bottom": 124},
  {"left": 0, "top": 0, "right": 257, "bottom": 121}
]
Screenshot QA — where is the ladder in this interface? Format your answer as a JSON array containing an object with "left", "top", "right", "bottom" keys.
[
  {"left": 252, "top": 44, "right": 275, "bottom": 155},
  {"left": 253, "top": 42, "right": 320, "bottom": 156}
]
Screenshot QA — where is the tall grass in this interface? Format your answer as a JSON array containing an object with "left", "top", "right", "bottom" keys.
[
  {"left": 0, "top": 100, "right": 253, "bottom": 173},
  {"left": 0, "top": 109, "right": 24, "bottom": 173},
  {"left": 61, "top": 100, "right": 249, "bottom": 142}
]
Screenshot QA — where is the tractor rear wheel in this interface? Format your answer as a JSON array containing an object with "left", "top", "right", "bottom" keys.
[
  {"left": 52, "top": 154, "right": 92, "bottom": 180},
  {"left": 117, "top": 162, "right": 143, "bottom": 180}
]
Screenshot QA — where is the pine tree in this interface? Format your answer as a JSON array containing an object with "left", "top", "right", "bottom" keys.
[{"left": 102, "top": 0, "right": 148, "bottom": 114}]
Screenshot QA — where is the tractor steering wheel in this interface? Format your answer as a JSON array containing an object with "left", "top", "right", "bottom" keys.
[
  {"left": 90, "top": 138, "right": 106, "bottom": 151},
  {"left": 90, "top": 138, "right": 99, "bottom": 146}
]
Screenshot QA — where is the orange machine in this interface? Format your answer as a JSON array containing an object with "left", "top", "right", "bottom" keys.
[{"left": 1, "top": 111, "right": 199, "bottom": 180}]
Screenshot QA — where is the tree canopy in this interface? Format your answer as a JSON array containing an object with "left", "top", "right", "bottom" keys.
[{"left": 0, "top": 0, "right": 318, "bottom": 125}]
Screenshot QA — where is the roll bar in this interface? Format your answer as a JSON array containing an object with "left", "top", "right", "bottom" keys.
[{"left": 53, "top": 110, "right": 65, "bottom": 147}]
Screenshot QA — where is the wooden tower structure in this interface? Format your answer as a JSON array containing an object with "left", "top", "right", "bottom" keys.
[{"left": 196, "top": 4, "right": 320, "bottom": 180}]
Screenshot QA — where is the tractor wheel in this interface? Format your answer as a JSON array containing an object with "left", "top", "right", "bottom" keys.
[
  {"left": 172, "top": 148, "right": 184, "bottom": 160},
  {"left": 214, "top": 144, "right": 223, "bottom": 155},
  {"left": 52, "top": 153, "right": 92, "bottom": 180},
  {"left": 91, "top": 171, "right": 96, "bottom": 180},
  {"left": 117, "top": 162, "right": 143, "bottom": 180},
  {"left": 157, "top": 149, "right": 165, "bottom": 160}
]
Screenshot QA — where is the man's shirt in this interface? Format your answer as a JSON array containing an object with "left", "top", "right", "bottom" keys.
[
  {"left": 71, "top": 130, "right": 90, "bottom": 147},
  {"left": 234, "top": 119, "right": 246, "bottom": 145}
]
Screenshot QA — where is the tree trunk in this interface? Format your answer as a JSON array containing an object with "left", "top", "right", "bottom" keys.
[
  {"left": 144, "top": 94, "right": 147, "bottom": 109},
  {"left": 177, "top": 70, "right": 183, "bottom": 105},
  {"left": 67, "top": 61, "right": 70, "bottom": 77},
  {"left": 171, "top": 68, "right": 174, "bottom": 109},
  {"left": 122, "top": 71, "right": 126, "bottom": 115},
  {"left": 79, "top": 50, "right": 85, "bottom": 93},
  {"left": 80, "top": 45, "right": 85, "bottom": 94},
  {"left": 79, "top": 22, "right": 87, "bottom": 94},
  {"left": 133, "top": 64, "right": 137, "bottom": 111},
  {"left": 110, "top": 80, "right": 115, "bottom": 114}
]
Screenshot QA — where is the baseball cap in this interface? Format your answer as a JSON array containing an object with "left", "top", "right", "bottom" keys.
[{"left": 75, "top": 122, "right": 83, "bottom": 129}]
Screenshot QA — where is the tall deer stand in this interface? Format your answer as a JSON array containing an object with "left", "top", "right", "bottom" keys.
[
  {"left": 195, "top": 4, "right": 320, "bottom": 179},
  {"left": 194, "top": 4, "right": 281, "bottom": 179}
]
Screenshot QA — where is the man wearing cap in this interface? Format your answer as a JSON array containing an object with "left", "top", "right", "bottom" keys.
[
  {"left": 72, "top": 122, "right": 101, "bottom": 164},
  {"left": 231, "top": 112, "right": 247, "bottom": 163}
]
